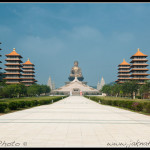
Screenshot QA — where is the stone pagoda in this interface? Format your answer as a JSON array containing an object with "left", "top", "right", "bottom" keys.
[
  {"left": 97, "top": 77, "right": 105, "bottom": 91},
  {"left": 47, "top": 76, "right": 55, "bottom": 91}
]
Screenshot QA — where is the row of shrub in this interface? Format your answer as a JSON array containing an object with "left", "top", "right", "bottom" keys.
[
  {"left": 0, "top": 96, "right": 67, "bottom": 113},
  {"left": 85, "top": 96, "right": 150, "bottom": 114}
]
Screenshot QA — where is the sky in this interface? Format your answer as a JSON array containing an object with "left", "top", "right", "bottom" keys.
[{"left": 0, "top": 2, "right": 150, "bottom": 88}]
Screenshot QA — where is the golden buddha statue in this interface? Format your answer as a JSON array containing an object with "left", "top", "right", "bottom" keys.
[{"left": 68, "top": 61, "right": 84, "bottom": 81}]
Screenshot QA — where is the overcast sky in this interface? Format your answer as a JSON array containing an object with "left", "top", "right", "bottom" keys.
[{"left": 0, "top": 2, "right": 150, "bottom": 88}]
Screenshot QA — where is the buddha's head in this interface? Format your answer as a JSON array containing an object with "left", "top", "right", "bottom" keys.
[{"left": 74, "top": 61, "right": 78, "bottom": 67}]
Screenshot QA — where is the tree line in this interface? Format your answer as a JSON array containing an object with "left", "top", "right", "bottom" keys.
[
  {"left": 0, "top": 80, "right": 50, "bottom": 98},
  {"left": 101, "top": 80, "right": 150, "bottom": 99}
]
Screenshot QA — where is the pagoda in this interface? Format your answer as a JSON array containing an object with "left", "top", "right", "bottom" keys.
[
  {"left": 97, "top": 77, "right": 105, "bottom": 90},
  {"left": 47, "top": 76, "right": 53, "bottom": 90},
  {"left": 130, "top": 48, "right": 149, "bottom": 84},
  {"left": 116, "top": 59, "right": 131, "bottom": 84},
  {"left": 99, "top": 77, "right": 105, "bottom": 90},
  {"left": 4, "top": 48, "right": 23, "bottom": 84},
  {"left": 47, "top": 76, "right": 56, "bottom": 91},
  {"left": 21, "top": 58, "right": 36, "bottom": 86},
  {"left": 0, "top": 42, "right": 2, "bottom": 80}
]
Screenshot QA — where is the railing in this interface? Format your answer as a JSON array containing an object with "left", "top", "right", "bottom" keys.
[
  {"left": 132, "top": 63, "right": 148, "bottom": 65},
  {"left": 6, "top": 63, "right": 21, "bottom": 64}
]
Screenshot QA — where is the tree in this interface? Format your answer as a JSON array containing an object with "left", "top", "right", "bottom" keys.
[
  {"left": 1, "top": 84, "right": 27, "bottom": 98},
  {"left": 122, "top": 80, "right": 139, "bottom": 99},
  {"left": 2, "top": 84, "right": 15, "bottom": 98},
  {"left": 40, "top": 85, "right": 51, "bottom": 95},
  {"left": 101, "top": 85, "right": 112, "bottom": 96},
  {"left": 27, "top": 84, "right": 40, "bottom": 96},
  {"left": 112, "top": 83, "right": 122, "bottom": 97},
  {"left": 139, "top": 81, "right": 150, "bottom": 99},
  {"left": 0, "top": 79, "right": 7, "bottom": 87}
]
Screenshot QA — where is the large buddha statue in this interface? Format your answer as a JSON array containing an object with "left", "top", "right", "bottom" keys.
[{"left": 68, "top": 61, "right": 84, "bottom": 81}]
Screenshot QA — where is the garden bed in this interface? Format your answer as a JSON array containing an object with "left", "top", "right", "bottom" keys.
[
  {"left": 0, "top": 96, "right": 67, "bottom": 114},
  {"left": 85, "top": 96, "right": 150, "bottom": 114}
]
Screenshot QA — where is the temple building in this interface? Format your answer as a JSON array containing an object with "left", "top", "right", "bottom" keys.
[
  {"left": 53, "top": 77, "right": 99, "bottom": 95},
  {"left": 21, "top": 58, "right": 37, "bottom": 86},
  {"left": 4, "top": 48, "right": 23, "bottom": 84},
  {"left": 0, "top": 42, "right": 2, "bottom": 81},
  {"left": 116, "top": 59, "right": 131, "bottom": 84},
  {"left": 130, "top": 48, "right": 149, "bottom": 84}
]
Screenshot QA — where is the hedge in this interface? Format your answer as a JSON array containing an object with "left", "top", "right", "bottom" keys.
[
  {"left": 85, "top": 96, "right": 150, "bottom": 114},
  {"left": 0, "top": 103, "right": 8, "bottom": 113},
  {"left": 0, "top": 96, "right": 67, "bottom": 113}
]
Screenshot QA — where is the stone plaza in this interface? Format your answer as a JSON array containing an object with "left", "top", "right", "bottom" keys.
[{"left": 0, "top": 96, "right": 150, "bottom": 147}]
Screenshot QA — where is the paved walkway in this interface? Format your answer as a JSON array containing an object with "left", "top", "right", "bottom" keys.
[{"left": 0, "top": 96, "right": 150, "bottom": 147}]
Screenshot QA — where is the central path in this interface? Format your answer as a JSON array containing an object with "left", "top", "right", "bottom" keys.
[{"left": 0, "top": 96, "right": 150, "bottom": 147}]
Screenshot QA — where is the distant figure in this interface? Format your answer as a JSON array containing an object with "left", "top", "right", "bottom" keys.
[
  {"left": 80, "top": 91, "right": 82, "bottom": 96},
  {"left": 68, "top": 61, "right": 84, "bottom": 81}
]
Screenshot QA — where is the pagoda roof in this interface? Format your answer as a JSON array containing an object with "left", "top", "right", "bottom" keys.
[
  {"left": 6, "top": 48, "right": 22, "bottom": 57},
  {"left": 119, "top": 59, "right": 130, "bottom": 66},
  {"left": 23, "top": 58, "right": 34, "bottom": 65},
  {"left": 131, "top": 48, "right": 148, "bottom": 57}
]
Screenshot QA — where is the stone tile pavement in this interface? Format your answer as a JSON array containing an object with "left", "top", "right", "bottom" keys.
[{"left": 0, "top": 96, "right": 150, "bottom": 147}]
